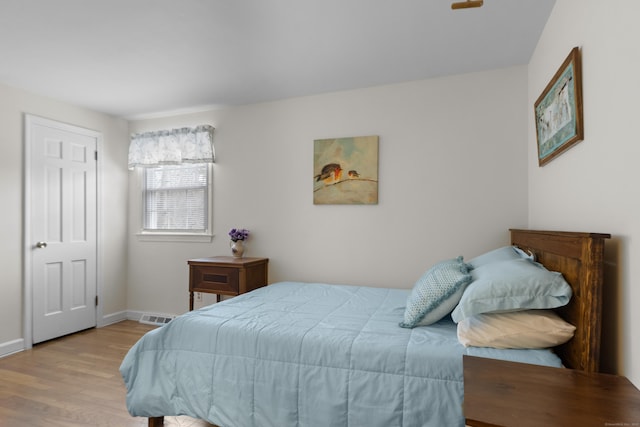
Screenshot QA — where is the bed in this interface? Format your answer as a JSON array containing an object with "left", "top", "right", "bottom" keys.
[{"left": 120, "top": 229, "right": 610, "bottom": 427}]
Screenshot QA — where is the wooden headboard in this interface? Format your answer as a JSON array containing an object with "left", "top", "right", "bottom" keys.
[{"left": 510, "top": 229, "right": 610, "bottom": 373}]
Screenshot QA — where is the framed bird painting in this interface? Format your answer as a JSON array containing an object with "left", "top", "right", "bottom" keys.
[{"left": 313, "top": 135, "right": 379, "bottom": 204}]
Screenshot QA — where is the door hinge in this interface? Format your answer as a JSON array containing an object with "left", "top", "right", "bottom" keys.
[
  {"left": 95, "top": 151, "right": 98, "bottom": 161},
  {"left": 95, "top": 295, "right": 99, "bottom": 307}
]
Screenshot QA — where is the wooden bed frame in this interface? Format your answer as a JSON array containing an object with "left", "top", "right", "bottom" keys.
[
  {"left": 509, "top": 229, "right": 610, "bottom": 373},
  {"left": 147, "top": 229, "right": 610, "bottom": 427}
]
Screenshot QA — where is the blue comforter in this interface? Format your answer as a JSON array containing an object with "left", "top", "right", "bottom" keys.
[{"left": 120, "top": 282, "right": 562, "bottom": 426}]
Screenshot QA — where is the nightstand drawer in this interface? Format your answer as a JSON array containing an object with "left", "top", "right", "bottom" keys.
[{"left": 190, "top": 265, "right": 239, "bottom": 294}]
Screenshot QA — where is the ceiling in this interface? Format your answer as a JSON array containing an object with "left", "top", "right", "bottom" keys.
[{"left": 0, "top": 0, "right": 556, "bottom": 119}]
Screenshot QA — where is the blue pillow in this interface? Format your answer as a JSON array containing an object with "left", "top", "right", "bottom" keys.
[
  {"left": 400, "top": 257, "right": 473, "bottom": 328},
  {"left": 468, "top": 246, "right": 531, "bottom": 269},
  {"left": 451, "top": 258, "right": 572, "bottom": 323}
]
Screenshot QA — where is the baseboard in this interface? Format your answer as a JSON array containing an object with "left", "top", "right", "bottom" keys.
[
  {"left": 100, "top": 310, "right": 128, "bottom": 327},
  {"left": 126, "top": 310, "right": 145, "bottom": 321},
  {"left": 101, "top": 310, "right": 172, "bottom": 326},
  {"left": 0, "top": 338, "right": 25, "bottom": 358},
  {"left": 100, "top": 310, "right": 156, "bottom": 326}
]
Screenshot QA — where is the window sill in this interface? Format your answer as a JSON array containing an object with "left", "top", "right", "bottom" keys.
[{"left": 136, "top": 232, "right": 213, "bottom": 243}]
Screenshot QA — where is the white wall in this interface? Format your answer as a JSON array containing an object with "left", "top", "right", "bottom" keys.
[
  {"left": 127, "top": 66, "right": 529, "bottom": 314},
  {"left": 528, "top": 0, "right": 640, "bottom": 385},
  {"left": 0, "top": 82, "right": 130, "bottom": 353}
]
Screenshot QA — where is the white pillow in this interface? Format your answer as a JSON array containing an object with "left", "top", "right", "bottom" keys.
[{"left": 457, "top": 310, "right": 576, "bottom": 349}]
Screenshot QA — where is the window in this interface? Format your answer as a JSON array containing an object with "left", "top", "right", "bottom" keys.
[
  {"left": 128, "top": 125, "right": 215, "bottom": 242},
  {"left": 140, "top": 163, "right": 212, "bottom": 240}
]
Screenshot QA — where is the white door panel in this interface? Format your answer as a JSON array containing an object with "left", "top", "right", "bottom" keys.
[{"left": 28, "top": 116, "right": 98, "bottom": 344}]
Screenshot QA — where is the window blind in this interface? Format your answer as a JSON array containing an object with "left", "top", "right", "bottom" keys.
[{"left": 143, "top": 164, "right": 208, "bottom": 231}]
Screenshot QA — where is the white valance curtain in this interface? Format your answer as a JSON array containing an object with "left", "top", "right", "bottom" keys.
[{"left": 128, "top": 125, "right": 215, "bottom": 170}]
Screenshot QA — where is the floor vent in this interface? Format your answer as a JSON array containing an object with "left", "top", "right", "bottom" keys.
[{"left": 139, "top": 313, "right": 175, "bottom": 326}]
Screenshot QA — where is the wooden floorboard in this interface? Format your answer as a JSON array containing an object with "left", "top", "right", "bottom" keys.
[{"left": 0, "top": 321, "right": 215, "bottom": 427}]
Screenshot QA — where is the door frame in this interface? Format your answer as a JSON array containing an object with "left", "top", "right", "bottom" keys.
[{"left": 23, "top": 114, "right": 104, "bottom": 349}]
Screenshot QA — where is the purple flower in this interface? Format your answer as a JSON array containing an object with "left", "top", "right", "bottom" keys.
[{"left": 229, "top": 228, "right": 249, "bottom": 241}]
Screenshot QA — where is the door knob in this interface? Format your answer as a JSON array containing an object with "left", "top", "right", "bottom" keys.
[{"left": 36, "top": 241, "right": 47, "bottom": 248}]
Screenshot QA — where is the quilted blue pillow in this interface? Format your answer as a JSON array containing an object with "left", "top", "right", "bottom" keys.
[
  {"left": 399, "top": 256, "right": 473, "bottom": 328},
  {"left": 450, "top": 258, "right": 572, "bottom": 323}
]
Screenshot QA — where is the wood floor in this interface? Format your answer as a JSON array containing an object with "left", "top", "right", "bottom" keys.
[{"left": 0, "top": 321, "right": 215, "bottom": 427}]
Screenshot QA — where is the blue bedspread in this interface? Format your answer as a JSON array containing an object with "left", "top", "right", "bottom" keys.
[{"left": 120, "top": 282, "right": 562, "bottom": 426}]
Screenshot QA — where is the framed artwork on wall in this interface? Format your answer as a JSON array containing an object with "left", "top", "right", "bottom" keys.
[
  {"left": 313, "top": 135, "right": 379, "bottom": 205},
  {"left": 534, "top": 46, "right": 583, "bottom": 166}
]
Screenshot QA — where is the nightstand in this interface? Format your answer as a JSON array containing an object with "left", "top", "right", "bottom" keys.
[
  {"left": 463, "top": 355, "right": 640, "bottom": 427},
  {"left": 187, "top": 256, "right": 269, "bottom": 310}
]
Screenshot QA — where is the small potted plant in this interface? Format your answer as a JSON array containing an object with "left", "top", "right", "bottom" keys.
[{"left": 228, "top": 228, "right": 249, "bottom": 258}]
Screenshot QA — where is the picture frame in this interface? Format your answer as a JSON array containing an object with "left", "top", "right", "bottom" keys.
[
  {"left": 534, "top": 46, "right": 583, "bottom": 166},
  {"left": 313, "top": 135, "right": 379, "bottom": 205}
]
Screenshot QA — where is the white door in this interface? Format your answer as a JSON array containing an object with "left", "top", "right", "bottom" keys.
[{"left": 26, "top": 115, "right": 98, "bottom": 344}]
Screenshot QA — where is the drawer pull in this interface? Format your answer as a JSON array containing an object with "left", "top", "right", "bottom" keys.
[{"left": 203, "top": 274, "right": 227, "bottom": 283}]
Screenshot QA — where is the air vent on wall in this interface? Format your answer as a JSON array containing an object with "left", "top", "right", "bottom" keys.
[{"left": 139, "top": 313, "right": 175, "bottom": 326}]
